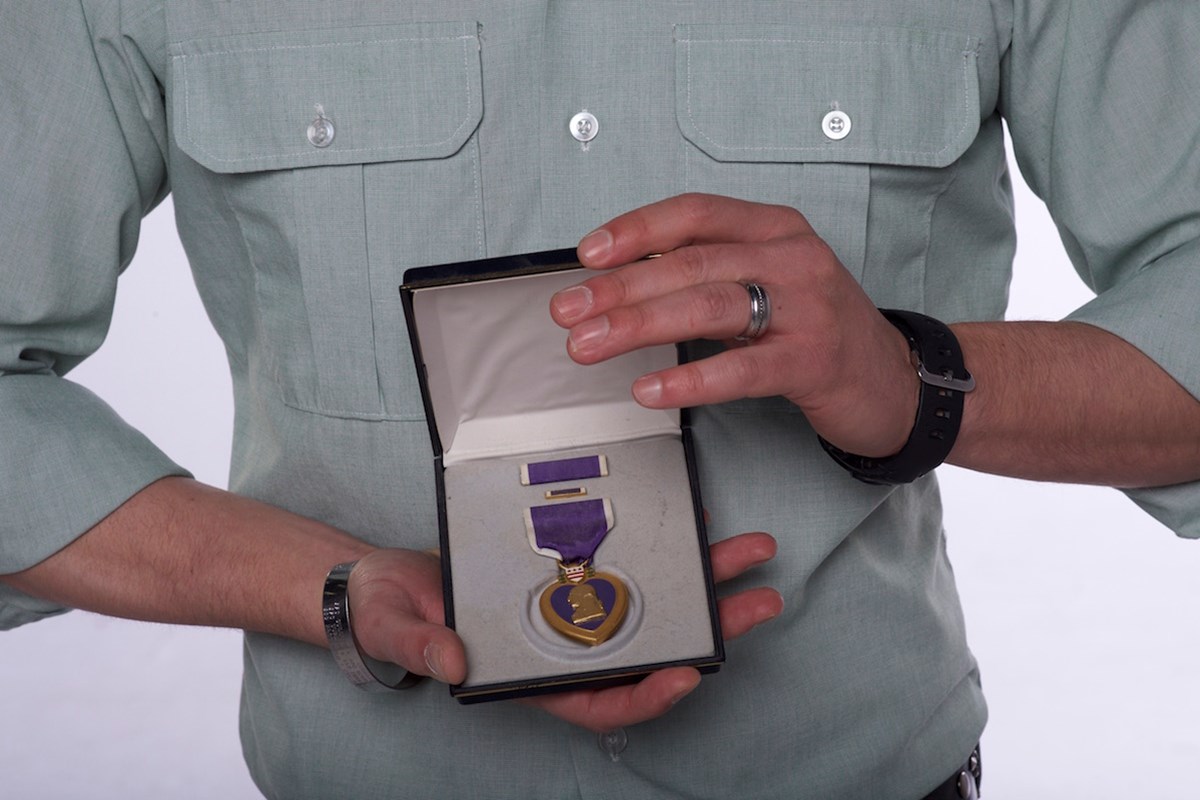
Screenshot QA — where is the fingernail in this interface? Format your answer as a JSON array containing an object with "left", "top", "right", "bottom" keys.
[
  {"left": 632, "top": 375, "right": 663, "bottom": 405},
  {"left": 764, "top": 594, "right": 785, "bottom": 622},
  {"left": 669, "top": 685, "right": 696, "bottom": 707},
  {"left": 424, "top": 642, "right": 444, "bottom": 681},
  {"left": 578, "top": 228, "right": 613, "bottom": 263},
  {"left": 552, "top": 285, "right": 593, "bottom": 322},
  {"left": 568, "top": 316, "right": 610, "bottom": 352}
]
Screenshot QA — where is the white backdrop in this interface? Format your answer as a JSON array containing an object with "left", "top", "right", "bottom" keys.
[{"left": 1, "top": 140, "right": 1197, "bottom": 798}]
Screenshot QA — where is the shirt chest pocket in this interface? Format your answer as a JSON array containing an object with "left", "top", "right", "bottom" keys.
[
  {"left": 675, "top": 24, "right": 981, "bottom": 306},
  {"left": 169, "top": 22, "right": 484, "bottom": 420}
]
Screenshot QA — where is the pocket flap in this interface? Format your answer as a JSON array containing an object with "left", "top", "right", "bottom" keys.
[
  {"left": 676, "top": 24, "right": 980, "bottom": 168},
  {"left": 170, "top": 22, "right": 482, "bottom": 173}
]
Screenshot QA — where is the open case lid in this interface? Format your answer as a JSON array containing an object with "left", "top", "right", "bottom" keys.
[{"left": 402, "top": 249, "right": 681, "bottom": 466}]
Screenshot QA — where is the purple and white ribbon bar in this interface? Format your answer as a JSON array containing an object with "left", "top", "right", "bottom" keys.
[
  {"left": 520, "top": 454, "right": 609, "bottom": 486},
  {"left": 525, "top": 498, "right": 615, "bottom": 563}
]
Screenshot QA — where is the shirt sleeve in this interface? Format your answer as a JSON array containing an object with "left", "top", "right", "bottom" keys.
[
  {"left": 1001, "top": 1, "right": 1200, "bottom": 538},
  {"left": 0, "top": 1, "right": 191, "bottom": 618}
]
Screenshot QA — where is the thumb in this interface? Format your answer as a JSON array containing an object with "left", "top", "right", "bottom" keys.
[
  {"left": 373, "top": 613, "right": 467, "bottom": 685},
  {"left": 348, "top": 550, "right": 468, "bottom": 684}
]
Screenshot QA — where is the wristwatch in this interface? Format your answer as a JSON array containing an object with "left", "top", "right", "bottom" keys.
[{"left": 819, "top": 309, "right": 975, "bottom": 485}]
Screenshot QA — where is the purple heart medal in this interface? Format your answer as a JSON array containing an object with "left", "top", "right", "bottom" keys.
[{"left": 524, "top": 498, "right": 629, "bottom": 646}]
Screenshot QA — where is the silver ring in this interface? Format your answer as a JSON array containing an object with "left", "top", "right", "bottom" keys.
[{"left": 733, "top": 282, "right": 771, "bottom": 341}]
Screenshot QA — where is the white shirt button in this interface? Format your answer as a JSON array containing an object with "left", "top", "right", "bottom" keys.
[
  {"left": 821, "top": 109, "right": 851, "bottom": 141},
  {"left": 570, "top": 111, "right": 599, "bottom": 143},
  {"left": 307, "top": 112, "right": 335, "bottom": 148}
]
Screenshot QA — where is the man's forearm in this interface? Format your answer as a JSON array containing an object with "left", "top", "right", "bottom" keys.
[
  {"left": 0, "top": 475, "right": 783, "bottom": 731},
  {"left": 950, "top": 321, "right": 1200, "bottom": 488},
  {"left": 0, "top": 477, "right": 374, "bottom": 646}
]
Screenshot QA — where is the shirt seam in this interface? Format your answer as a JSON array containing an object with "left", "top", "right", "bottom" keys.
[
  {"left": 78, "top": 0, "right": 167, "bottom": 215},
  {"left": 175, "top": 34, "right": 475, "bottom": 60}
]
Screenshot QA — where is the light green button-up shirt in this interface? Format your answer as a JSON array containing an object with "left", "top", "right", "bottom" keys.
[{"left": 3, "top": 2, "right": 1198, "bottom": 798}]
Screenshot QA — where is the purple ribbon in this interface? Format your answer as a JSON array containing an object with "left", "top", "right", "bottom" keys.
[
  {"left": 528, "top": 498, "right": 611, "bottom": 563},
  {"left": 522, "top": 455, "right": 607, "bottom": 486}
]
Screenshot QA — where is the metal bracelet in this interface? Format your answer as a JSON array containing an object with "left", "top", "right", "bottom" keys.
[{"left": 322, "top": 561, "right": 424, "bottom": 691}]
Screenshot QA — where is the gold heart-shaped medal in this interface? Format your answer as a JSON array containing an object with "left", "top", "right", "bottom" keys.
[{"left": 538, "top": 567, "right": 629, "bottom": 646}]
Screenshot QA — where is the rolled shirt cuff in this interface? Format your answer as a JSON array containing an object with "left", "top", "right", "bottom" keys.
[
  {"left": 0, "top": 584, "right": 71, "bottom": 631},
  {"left": 0, "top": 374, "right": 192, "bottom": 574},
  {"left": 1065, "top": 241, "right": 1200, "bottom": 538}
]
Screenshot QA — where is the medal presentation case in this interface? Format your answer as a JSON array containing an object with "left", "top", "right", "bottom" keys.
[{"left": 401, "top": 249, "right": 723, "bottom": 702}]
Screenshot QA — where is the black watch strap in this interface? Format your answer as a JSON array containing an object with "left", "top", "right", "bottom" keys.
[{"left": 819, "top": 309, "right": 975, "bottom": 486}]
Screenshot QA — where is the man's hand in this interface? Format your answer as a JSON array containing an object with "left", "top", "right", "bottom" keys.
[
  {"left": 550, "top": 193, "right": 919, "bottom": 459},
  {"left": 347, "top": 549, "right": 467, "bottom": 684},
  {"left": 550, "top": 193, "right": 1200, "bottom": 488},
  {"left": 350, "top": 533, "right": 781, "bottom": 732}
]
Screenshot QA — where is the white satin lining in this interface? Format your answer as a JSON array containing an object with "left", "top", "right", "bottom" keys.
[{"left": 410, "top": 268, "right": 680, "bottom": 466}]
